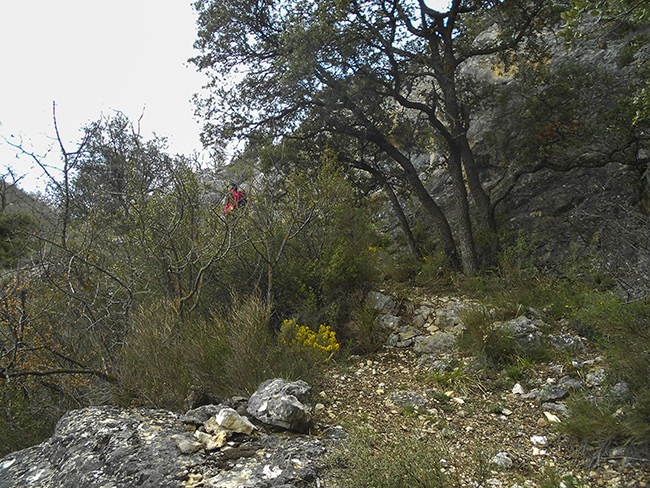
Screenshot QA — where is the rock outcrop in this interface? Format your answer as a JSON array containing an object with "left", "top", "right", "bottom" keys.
[
  {"left": 0, "top": 380, "right": 344, "bottom": 488},
  {"left": 246, "top": 378, "right": 313, "bottom": 433}
]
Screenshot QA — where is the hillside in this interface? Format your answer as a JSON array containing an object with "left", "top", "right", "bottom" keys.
[
  {"left": 1, "top": 287, "right": 649, "bottom": 487},
  {"left": 0, "top": 3, "right": 649, "bottom": 486}
]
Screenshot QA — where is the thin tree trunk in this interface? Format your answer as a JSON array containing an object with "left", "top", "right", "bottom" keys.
[
  {"left": 382, "top": 179, "right": 422, "bottom": 260},
  {"left": 355, "top": 161, "right": 422, "bottom": 260},
  {"left": 377, "top": 140, "right": 459, "bottom": 268}
]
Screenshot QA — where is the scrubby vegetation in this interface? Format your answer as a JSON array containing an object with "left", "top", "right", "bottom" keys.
[{"left": 1, "top": 1, "right": 649, "bottom": 482}]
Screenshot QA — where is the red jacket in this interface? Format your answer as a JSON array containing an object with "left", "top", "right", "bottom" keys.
[{"left": 223, "top": 188, "right": 246, "bottom": 214}]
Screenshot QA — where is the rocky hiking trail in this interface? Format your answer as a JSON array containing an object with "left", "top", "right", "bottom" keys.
[{"left": 313, "top": 290, "right": 650, "bottom": 487}]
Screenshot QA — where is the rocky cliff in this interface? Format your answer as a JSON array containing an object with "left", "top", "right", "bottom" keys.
[{"left": 399, "top": 17, "right": 650, "bottom": 299}]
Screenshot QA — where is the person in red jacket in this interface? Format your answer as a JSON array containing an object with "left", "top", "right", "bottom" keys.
[{"left": 223, "top": 183, "right": 247, "bottom": 214}]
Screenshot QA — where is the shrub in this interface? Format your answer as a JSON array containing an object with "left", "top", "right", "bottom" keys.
[
  {"left": 118, "top": 294, "right": 278, "bottom": 408},
  {"left": 557, "top": 294, "right": 650, "bottom": 448},
  {"left": 458, "top": 264, "right": 650, "bottom": 449},
  {"left": 327, "top": 426, "right": 457, "bottom": 488},
  {"left": 0, "top": 381, "right": 61, "bottom": 457},
  {"left": 415, "top": 251, "right": 454, "bottom": 288},
  {"left": 117, "top": 300, "right": 229, "bottom": 409},
  {"left": 118, "top": 294, "right": 345, "bottom": 409},
  {"left": 337, "top": 298, "right": 384, "bottom": 355},
  {"left": 279, "top": 319, "right": 339, "bottom": 366},
  {"left": 456, "top": 305, "right": 520, "bottom": 366},
  {"left": 0, "top": 212, "right": 38, "bottom": 268}
]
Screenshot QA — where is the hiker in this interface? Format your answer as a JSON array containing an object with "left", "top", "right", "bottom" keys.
[{"left": 223, "top": 182, "right": 247, "bottom": 214}]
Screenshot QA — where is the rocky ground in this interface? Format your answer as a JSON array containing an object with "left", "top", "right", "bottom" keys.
[
  {"left": 311, "top": 292, "right": 650, "bottom": 488},
  {"left": 2, "top": 289, "right": 649, "bottom": 488}
]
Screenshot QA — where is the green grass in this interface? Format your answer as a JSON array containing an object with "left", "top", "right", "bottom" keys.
[
  {"left": 456, "top": 255, "right": 650, "bottom": 450},
  {"left": 326, "top": 425, "right": 493, "bottom": 488},
  {"left": 117, "top": 294, "right": 333, "bottom": 409}
]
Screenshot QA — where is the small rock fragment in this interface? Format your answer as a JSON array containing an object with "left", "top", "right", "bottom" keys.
[
  {"left": 171, "top": 433, "right": 203, "bottom": 454},
  {"left": 530, "top": 435, "right": 547, "bottom": 446},
  {"left": 491, "top": 451, "right": 513, "bottom": 468}
]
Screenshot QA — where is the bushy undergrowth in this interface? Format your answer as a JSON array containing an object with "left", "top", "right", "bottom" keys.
[
  {"left": 456, "top": 305, "right": 520, "bottom": 365},
  {"left": 280, "top": 319, "right": 339, "bottom": 368},
  {"left": 338, "top": 298, "right": 384, "bottom": 355},
  {"left": 117, "top": 295, "right": 339, "bottom": 410},
  {"left": 556, "top": 293, "right": 650, "bottom": 447},
  {"left": 0, "top": 382, "right": 62, "bottom": 457}
]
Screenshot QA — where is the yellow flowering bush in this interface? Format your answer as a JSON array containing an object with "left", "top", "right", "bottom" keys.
[{"left": 280, "top": 319, "right": 339, "bottom": 361}]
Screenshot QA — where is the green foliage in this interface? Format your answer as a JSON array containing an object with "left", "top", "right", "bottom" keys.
[
  {"left": 251, "top": 160, "right": 380, "bottom": 324},
  {"left": 327, "top": 426, "right": 458, "bottom": 488},
  {"left": 337, "top": 298, "right": 384, "bottom": 355},
  {"left": 381, "top": 253, "right": 422, "bottom": 283},
  {"left": 632, "top": 78, "right": 650, "bottom": 129},
  {"left": 0, "top": 212, "right": 38, "bottom": 268},
  {"left": 0, "top": 382, "right": 60, "bottom": 457},
  {"left": 415, "top": 252, "right": 452, "bottom": 287},
  {"left": 72, "top": 113, "right": 174, "bottom": 220},
  {"left": 118, "top": 294, "right": 347, "bottom": 409},
  {"left": 458, "top": 254, "right": 650, "bottom": 449},
  {"left": 280, "top": 319, "right": 339, "bottom": 367},
  {"left": 553, "top": 292, "right": 650, "bottom": 447},
  {"left": 561, "top": 0, "right": 650, "bottom": 39},
  {"left": 539, "top": 466, "right": 584, "bottom": 488},
  {"left": 117, "top": 299, "right": 230, "bottom": 409},
  {"left": 417, "top": 367, "right": 478, "bottom": 397},
  {"left": 456, "top": 305, "right": 521, "bottom": 366},
  {"left": 498, "top": 229, "right": 539, "bottom": 273},
  {"left": 618, "top": 34, "right": 650, "bottom": 67},
  {"left": 487, "top": 61, "right": 624, "bottom": 171},
  {"left": 558, "top": 395, "right": 629, "bottom": 446}
]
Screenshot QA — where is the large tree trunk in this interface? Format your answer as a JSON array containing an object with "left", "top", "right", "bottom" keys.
[
  {"left": 446, "top": 144, "right": 478, "bottom": 275},
  {"left": 459, "top": 133, "right": 499, "bottom": 266},
  {"left": 439, "top": 76, "right": 478, "bottom": 275}
]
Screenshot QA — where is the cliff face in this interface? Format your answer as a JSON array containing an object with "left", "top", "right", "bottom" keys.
[{"left": 407, "top": 17, "right": 650, "bottom": 298}]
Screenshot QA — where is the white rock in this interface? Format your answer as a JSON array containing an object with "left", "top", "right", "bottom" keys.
[
  {"left": 171, "top": 433, "right": 203, "bottom": 454},
  {"left": 491, "top": 451, "right": 513, "bottom": 468},
  {"left": 512, "top": 383, "right": 525, "bottom": 395},
  {"left": 216, "top": 407, "right": 256, "bottom": 435},
  {"left": 263, "top": 465, "right": 283, "bottom": 479},
  {"left": 195, "top": 429, "right": 229, "bottom": 450},
  {"left": 544, "top": 411, "right": 561, "bottom": 423},
  {"left": 530, "top": 435, "right": 548, "bottom": 445}
]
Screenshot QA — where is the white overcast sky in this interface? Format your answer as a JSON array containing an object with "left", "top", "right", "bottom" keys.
[{"left": 0, "top": 0, "right": 208, "bottom": 194}]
